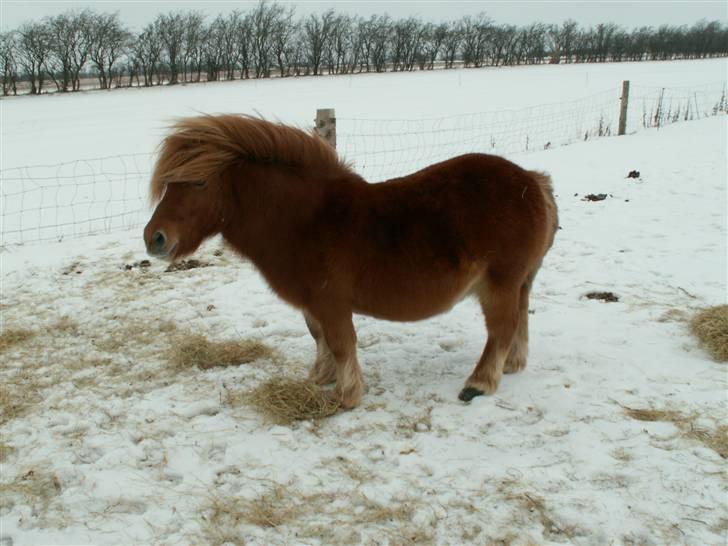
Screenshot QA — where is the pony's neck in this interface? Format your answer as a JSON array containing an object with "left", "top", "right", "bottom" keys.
[{"left": 221, "top": 161, "right": 352, "bottom": 266}]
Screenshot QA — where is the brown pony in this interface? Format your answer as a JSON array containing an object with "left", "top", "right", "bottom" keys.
[{"left": 144, "top": 115, "right": 558, "bottom": 409}]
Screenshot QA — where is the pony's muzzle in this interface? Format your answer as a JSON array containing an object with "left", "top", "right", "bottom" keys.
[{"left": 145, "top": 229, "right": 174, "bottom": 258}]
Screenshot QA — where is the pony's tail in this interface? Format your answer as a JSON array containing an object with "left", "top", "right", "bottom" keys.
[{"left": 529, "top": 170, "right": 559, "bottom": 251}]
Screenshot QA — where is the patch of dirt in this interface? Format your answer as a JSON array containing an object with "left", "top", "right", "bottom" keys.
[
  {"left": 62, "top": 261, "right": 83, "bottom": 275},
  {"left": 585, "top": 291, "right": 619, "bottom": 302},
  {"left": 0, "top": 328, "right": 35, "bottom": 352},
  {"left": 165, "top": 259, "right": 211, "bottom": 272},
  {"left": 124, "top": 260, "right": 151, "bottom": 271}
]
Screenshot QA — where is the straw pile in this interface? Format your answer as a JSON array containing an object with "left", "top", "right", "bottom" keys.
[{"left": 690, "top": 305, "right": 728, "bottom": 362}]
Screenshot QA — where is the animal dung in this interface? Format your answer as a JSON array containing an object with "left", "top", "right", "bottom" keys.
[
  {"left": 584, "top": 291, "right": 619, "bottom": 302},
  {"left": 582, "top": 193, "right": 608, "bottom": 202}
]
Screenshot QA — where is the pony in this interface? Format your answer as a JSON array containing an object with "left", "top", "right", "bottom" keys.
[{"left": 144, "top": 115, "right": 558, "bottom": 409}]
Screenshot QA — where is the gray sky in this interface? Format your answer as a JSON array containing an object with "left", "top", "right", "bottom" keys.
[{"left": 2, "top": 0, "right": 726, "bottom": 32}]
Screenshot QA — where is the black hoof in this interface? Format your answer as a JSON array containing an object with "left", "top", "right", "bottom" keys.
[{"left": 458, "top": 387, "right": 484, "bottom": 402}]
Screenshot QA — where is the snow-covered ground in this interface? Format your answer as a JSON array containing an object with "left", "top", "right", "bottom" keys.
[{"left": 1, "top": 91, "right": 726, "bottom": 545}]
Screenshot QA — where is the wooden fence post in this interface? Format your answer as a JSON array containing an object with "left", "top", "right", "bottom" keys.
[
  {"left": 618, "top": 80, "right": 630, "bottom": 136},
  {"left": 315, "top": 108, "right": 336, "bottom": 148}
]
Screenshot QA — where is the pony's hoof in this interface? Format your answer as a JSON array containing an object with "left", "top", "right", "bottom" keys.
[{"left": 458, "top": 387, "right": 484, "bottom": 402}]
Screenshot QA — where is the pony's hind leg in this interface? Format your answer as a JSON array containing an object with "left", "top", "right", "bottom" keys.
[
  {"left": 503, "top": 271, "right": 536, "bottom": 374},
  {"left": 459, "top": 277, "right": 521, "bottom": 402},
  {"left": 304, "top": 312, "right": 337, "bottom": 385},
  {"left": 317, "top": 311, "right": 364, "bottom": 409}
]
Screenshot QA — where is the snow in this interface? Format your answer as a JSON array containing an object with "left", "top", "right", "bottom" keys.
[
  {"left": 2, "top": 58, "right": 725, "bottom": 168},
  {"left": 2, "top": 58, "right": 726, "bottom": 245},
  {"left": 1, "top": 60, "right": 727, "bottom": 545}
]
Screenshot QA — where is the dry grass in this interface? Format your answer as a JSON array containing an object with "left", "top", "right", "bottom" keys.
[
  {"left": 96, "top": 321, "right": 177, "bottom": 353},
  {"left": 0, "top": 468, "right": 62, "bottom": 517},
  {"left": 0, "top": 378, "right": 40, "bottom": 426},
  {"left": 0, "top": 328, "right": 35, "bottom": 353},
  {"left": 200, "top": 484, "right": 423, "bottom": 545},
  {"left": 171, "top": 335, "right": 277, "bottom": 371},
  {"left": 623, "top": 405, "right": 727, "bottom": 459},
  {"left": 327, "top": 455, "right": 375, "bottom": 483},
  {"left": 684, "top": 423, "right": 728, "bottom": 460},
  {"left": 206, "top": 485, "right": 298, "bottom": 531},
  {"left": 690, "top": 305, "right": 728, "bottom": 362},
  {"left": 623, "top": 407, "right": 685, "bottom": 423},
  {"left": 52, "top": 316, "right": 79, "bottom": 335},
  {"left": 239, "top": 378, "right": 340, "bottom": 424},
  {"left": 0, "top": 443, "right": 16, "bottom": 463}
]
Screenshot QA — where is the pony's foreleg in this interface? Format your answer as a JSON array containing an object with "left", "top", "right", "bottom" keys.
[
  {"left": 317, "top": 311, "right": 364, "bottom": 409},
  {"left": 304, "top": 312, "right": 337, "bottom": 385},
  {"left": 459, "top": 278, "right": 521, "bottom": 402}
]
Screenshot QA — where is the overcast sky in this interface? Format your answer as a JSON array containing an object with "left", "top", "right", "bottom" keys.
[{"left": 2, "top": 0, "right": 726, "bottom": 32}]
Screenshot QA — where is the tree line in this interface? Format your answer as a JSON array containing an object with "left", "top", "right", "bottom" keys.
[{"left": 1, "top": 3, "right": 726, "bottom": 96}]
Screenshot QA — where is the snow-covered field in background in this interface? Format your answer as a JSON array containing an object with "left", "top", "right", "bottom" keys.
[
  {"left": 1, "top": 83, "right": 726, "bottom": 545},
  {"left": 2, "top": 59, "right": 726, "bottom": 245},
  {"left": 2, "top": 58, "right": 725, "bottom": 168}
]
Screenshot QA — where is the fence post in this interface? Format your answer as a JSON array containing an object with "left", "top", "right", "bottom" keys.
[
  {"left": 618, "top": 80, "right": 630, "bottom": 135},
  {"left": 315, "top": 108, "right": 336, "bottom": 149}
]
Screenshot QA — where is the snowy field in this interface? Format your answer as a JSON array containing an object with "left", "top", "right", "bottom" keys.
[
  {"left": 2, "top": 58, "right": 726, "bottom": 168},
  {"left": 1, "top": 60, "right": 727, "bottom": 545},
  {"left": 1, "top": 58, "right": 726, "bottom": 245}
]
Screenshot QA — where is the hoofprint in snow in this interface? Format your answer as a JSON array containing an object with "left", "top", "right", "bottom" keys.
[{"left": 1, "top": 114, "right": 726, "bottom": 545}]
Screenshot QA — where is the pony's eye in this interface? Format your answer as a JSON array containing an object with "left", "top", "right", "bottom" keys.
[{"left": 192, "top": 180, "right": 207, "bottom": 188}]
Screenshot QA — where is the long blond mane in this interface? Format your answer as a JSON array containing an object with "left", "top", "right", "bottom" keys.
[{"left": 150, "top": 114, "right": 350, "bottom": 202}]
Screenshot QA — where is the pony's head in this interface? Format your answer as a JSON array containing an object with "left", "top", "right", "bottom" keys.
[
  {"left": 143, "top": 116, "right": 241, "bottom": 261},
  {"left": 144, "top": 114, "right": 348, "bottom": 261}
]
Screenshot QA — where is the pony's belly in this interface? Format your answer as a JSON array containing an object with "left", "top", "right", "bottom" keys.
[{"left": 353, "top": 275, "right": 481, "bottom": 322}]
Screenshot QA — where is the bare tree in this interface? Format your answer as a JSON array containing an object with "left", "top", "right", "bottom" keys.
[
  {"left": 421, "top": 23, "right": 447, "bottom": 69},
  {"left": 157, "top": 12, "right": 187, "bottom": 84},
  {"left": 16, "top": 22, "right": 52, "bottom": 94},
  {"left": 391, "top": 17, "right": 425, "bottom": 71},
  {"left": 132, "top": 22, "right": 163, "bottom": 86},
  {"left": 88, "top": 12, "right": 130, "bottom": 89},
  {"left": 442, "top": 22, "right": 462, "bottom": 68},
  {"left": 270, "top": 6, "right": 296, "bottom": 77},
  {"left": 180, "top": 12, "right": 205, "bottom": 83},
  {"left": 324, "top": 14, "right": 352, "bottom": 75},
  {"left": 368, "top": 15, "right": 391, "bottom": 72},
  {"left": 219, "top": 11, "right": 243, "bottom": 80},
  {"left": 203, "top": 16, "right": 225, "bottom": 81},
  {"left": 46, "top": 11, "right": 93, "bottom": 91},
  {"left": 461, "top": 14, "right": 492, "bottom": 68},
  {"left": 250, "top": 1, "right": 287, "bottom": 78},
  {"left": 0, "top": 32, "right": 19, "bottom": 95},
  {"left": 547, "top": 19, "right": 578, "bottom": 64},
  {"left": 303, "top": 9, "right": 335, "bottom": 75}
]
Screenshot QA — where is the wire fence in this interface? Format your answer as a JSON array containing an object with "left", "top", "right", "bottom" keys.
[{"left": 1, "top": 81, "right": 726, "bottom": 246}]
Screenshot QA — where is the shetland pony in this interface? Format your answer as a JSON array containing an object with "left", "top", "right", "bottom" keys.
[{"left": 144, "top": 115, "right": 558, "bottom": 409}]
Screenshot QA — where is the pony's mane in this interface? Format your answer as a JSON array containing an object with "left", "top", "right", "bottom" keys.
[{"left": 150, "top": 114, "right": 351, "bottom": 202}]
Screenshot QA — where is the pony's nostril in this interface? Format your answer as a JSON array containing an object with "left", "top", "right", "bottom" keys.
[{"left": 152, "top": 231, "right": 166, "bottom": 249}]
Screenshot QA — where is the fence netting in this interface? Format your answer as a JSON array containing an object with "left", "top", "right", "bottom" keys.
[{"left": 1, "top": 81, "right": 725, "bottom": 245}]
